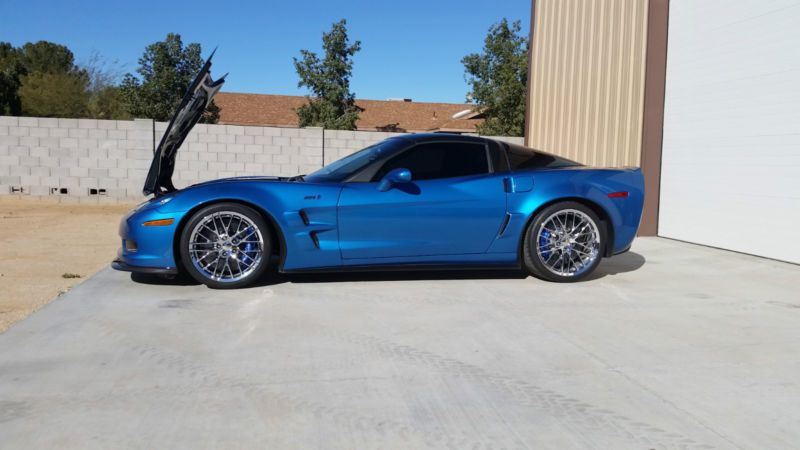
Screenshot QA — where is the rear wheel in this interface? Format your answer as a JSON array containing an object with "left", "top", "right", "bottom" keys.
[
  {"left": 179, "top": 203, "right": 270, "bottom": 289},
  {"left": 523, "top": 202, "right": 605, "bottom": 282}
]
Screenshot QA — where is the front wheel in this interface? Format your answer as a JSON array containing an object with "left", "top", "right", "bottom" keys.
[
  {"left": 522, "top": 202, "right": 605, "bottom": 282},
  {"left": 179, "top": 203, "right": 271, "bottom": 289}
]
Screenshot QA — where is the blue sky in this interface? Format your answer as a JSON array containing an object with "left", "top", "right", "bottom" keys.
[{"left": 1, "top": 0, "right": 530, "bottom": 104}]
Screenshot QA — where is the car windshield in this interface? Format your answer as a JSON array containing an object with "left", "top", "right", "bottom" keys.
[{"left": 304, "top": 139, "right": 402, "bottom": 182}]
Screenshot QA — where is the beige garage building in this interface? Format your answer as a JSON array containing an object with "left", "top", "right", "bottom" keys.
[{"left": 524, "top": 0, "right": 800, "bottom": 264}]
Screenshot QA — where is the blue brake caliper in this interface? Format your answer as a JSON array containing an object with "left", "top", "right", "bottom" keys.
[
  {"left": 241, "top": 226, "right": 257, "bottom": 266},
  {"left": 539, "top": 229, "right": 552, "bottom": 260}
]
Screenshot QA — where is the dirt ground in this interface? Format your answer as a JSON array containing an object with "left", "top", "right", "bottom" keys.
[{"left": 0, "top": 197, "right": 135, "bottom": 332}]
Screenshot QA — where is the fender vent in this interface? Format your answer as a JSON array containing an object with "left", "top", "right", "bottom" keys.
[
  {"left": 299, "top": 210, "right": 310, "bottom": 226},
  {"left": 497, "top": 213, "right": 512, "bottom": 237},
  {"left": 309, "top": 231, "right": 320, "bottom": 249}
]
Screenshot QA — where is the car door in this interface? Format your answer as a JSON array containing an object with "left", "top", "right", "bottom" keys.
[{"left": 337, "top": 141, "right": 507, "bottom": 260}]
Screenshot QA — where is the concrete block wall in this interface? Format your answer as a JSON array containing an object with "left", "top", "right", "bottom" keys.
[
  {"left": 0, "top": 115, "right": 523, "bottom": 202},
  {"left": 0, "top": 116, "right": 154, "bottom": 202},
  {"left": 321, "top": 129, "right": 408, "bottom": 165}
]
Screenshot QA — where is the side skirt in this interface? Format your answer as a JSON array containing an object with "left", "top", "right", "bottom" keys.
[{"left": 281, "top": 262, "right": 521, "bottom": 274}]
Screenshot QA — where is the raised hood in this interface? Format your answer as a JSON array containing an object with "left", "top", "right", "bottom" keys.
[{"left": 143, "top": 52, "right": 226, "bottom": 196}]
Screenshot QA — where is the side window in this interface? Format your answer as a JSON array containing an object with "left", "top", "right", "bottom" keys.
[
  {"left": 372, "top": 142, "right": 489, "bottom": 181},
  {"left": 503, "top": 142, "right": 580, "bottom": 170},
  {"left": 488, "top": 141, "right": 510, "bottom": 172}
]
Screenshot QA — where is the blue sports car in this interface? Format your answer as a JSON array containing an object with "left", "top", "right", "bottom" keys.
[{"left": 112, "top": 56, "right": 645, "bottom": 288}]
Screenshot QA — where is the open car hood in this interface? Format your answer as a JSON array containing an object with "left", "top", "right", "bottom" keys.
[{"left": 143, "top": 52, "right": 226, "bottom": 197}]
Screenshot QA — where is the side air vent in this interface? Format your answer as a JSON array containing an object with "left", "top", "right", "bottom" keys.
[
  {"left": 497, "top": 213, "right": 512, "bottom": 237},
  {"left": 299, "top": 210, "right": 310, "bottom": 226},
  {"left": 309, "top": 231, "right": 320, "bottom": 249}
]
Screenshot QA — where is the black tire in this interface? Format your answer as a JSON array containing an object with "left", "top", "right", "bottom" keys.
[
  {"left": 179, "top": 203, "right": 271, "bottom": 289},
  {"left": 522, "top": 201, "right": 606, "bottom": 282}
]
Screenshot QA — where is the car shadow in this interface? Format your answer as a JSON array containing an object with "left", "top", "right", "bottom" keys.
[
  {"left": 257, "top": 268, "right": 530, "bottom": 286},
  {"left": 585, "top": 251, "right": 646, "bottom": 281},
  {"left": 130, "top": 272, "right": 201, "bottom": 286},
  {"left": 128, "top": 251, "right": 645, "bottom": 287}
]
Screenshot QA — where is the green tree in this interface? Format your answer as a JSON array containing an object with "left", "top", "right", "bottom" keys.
[
  {"left": 1, "top": 40, "right": 87, "bottom": 117},
  {"left": 294, "top": 19, "right": 361, "bottom": 130},
  {"left": 18, "top": 71, "right": 89, "bottom": 117},
  {"left": 20, "top": 41, "right": 75, "bottom": 74},
  {"left": 462, "top": 19, "right": 529, "bottom": 136},
  {"left": 1, "top": 41, "right": 126, "bottom": 119},
  {"left": 120, "top": 33, "right": 218, "bottom": 123},
  {"left": 14, "top": 41, "right": 91, "bottom": 118},
  {"left": 87, "top": 85, "right": 129, "bottom": 120},
  {"left": 0, "top": 43, "right": 24, "bottom": 115},
  {"left": 83, "top": 52, "right": 130, "bottom": 120}
]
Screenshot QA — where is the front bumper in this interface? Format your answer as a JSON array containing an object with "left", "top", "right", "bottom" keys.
[
  {"left": 113, "top": 198, "right": 186, "bottom": 275},
  {"left": 111, "top": 259, "right": 178, "bottom": 275}
]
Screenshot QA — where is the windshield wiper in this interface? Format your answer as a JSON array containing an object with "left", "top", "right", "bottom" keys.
[{"left": 288, "top": 174, "right": 305, "bottom": 182}]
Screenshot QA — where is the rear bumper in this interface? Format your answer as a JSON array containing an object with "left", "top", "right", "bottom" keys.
[{"left": 112, "top": 258, "right": 178, "bottom": 275}]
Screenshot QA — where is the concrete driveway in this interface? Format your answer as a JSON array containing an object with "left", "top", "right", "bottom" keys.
[{"left": 0, "top": 237, "right": 798, "bottom": 449}]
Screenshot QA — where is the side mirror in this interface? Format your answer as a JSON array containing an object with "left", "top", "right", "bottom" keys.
[{"left": 377, "top": 168, "right": 412, "bottom": 192}]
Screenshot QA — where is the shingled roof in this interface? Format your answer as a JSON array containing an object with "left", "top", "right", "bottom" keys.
[{"left": 214, "top": 92, "right": 483, "bottom": 133}]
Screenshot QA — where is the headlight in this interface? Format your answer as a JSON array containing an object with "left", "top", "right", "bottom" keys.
[
  {"left": 131, "top": 195, "right": 173, "bottom": 213},
  {"left": 131, "top": 199, "right": 152, "bottom": 212}
]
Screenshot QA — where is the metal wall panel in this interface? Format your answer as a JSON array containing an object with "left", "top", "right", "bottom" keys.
[
  {"left": 659, "top": 0, "right": 800, "bottom": 264},
  {"left": 527, "top": 0, "right": 649, "bottom": 167}
]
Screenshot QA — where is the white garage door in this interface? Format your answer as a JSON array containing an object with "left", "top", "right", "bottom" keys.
[{"left": 659, "top": 0, "right": 800, "bottom": 264}]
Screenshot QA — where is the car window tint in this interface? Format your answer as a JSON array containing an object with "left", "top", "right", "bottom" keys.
[
  {"left": 504, "top": 142, "right": 580, "bottom": 170},
  {"left": 373, "top": 142, "right": 488, "bottom": 181},
  {"left": 488, "top": 140, "right": 510, "bottom": 172}
]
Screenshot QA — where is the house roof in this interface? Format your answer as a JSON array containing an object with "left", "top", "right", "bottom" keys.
[{"left": 214, "top": 92, "right": 483, "bottom": 132}]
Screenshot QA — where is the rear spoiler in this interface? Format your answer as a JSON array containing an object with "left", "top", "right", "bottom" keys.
[{"left": 143, "top": 51, "right": 226, "bottom": 197}]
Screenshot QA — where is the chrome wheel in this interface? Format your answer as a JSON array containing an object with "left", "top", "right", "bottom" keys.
[
  {"left": 536, "top": 209, "right": 601, "bottom": 277},
  {"left": 188, "top": 211, "right": 265, "bottom": 283}
]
